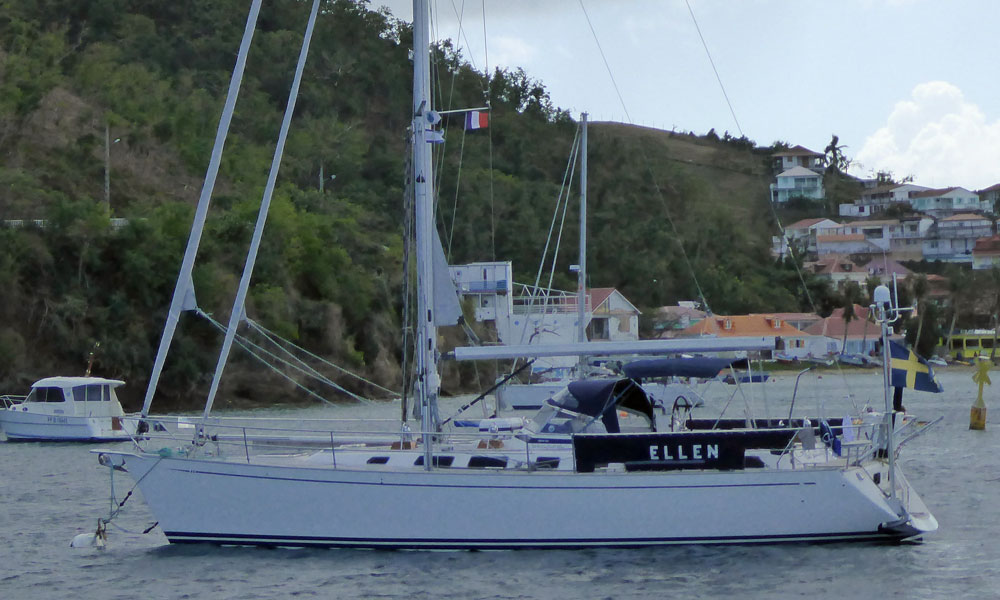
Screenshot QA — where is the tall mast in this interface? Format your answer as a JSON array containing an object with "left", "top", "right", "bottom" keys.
[
  {"left": 199, "top": 0, "right": 321, "bottom": 422},
  {"left": 576, "top": 113, "right": 588, "bottom": 375},
  {"left": 412, "top": 0, "right": 439, "bottom": 469},
  {"left": 874, "top": 284, "right": 896, "bottom": 503},
  {"left": 139, "top": 0, "right": 263, "bottom": 419}
]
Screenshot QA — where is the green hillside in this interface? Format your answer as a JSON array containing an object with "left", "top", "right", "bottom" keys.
[{"left": 0, "top": 0, "right": 838, "bottom": 408}]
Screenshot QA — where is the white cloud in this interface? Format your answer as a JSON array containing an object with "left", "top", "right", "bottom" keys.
[
  {"left": 853, "top": 81, "right": 1000, "bottom": 190},
  {"left": 488, "top": 35, "right": 536, "bottom": 68}
]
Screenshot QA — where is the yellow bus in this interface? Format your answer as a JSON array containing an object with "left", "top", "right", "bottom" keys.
[{"left": 942, "top": 331, "right": 997, "bottom": 361}]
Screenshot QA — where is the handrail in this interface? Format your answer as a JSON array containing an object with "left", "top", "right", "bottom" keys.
[{"left": 1, "top": 394, "right": 26, "bottom": 409}]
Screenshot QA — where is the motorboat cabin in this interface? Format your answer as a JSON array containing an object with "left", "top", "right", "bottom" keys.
[{"left": 0, "top": 377, "right": 135, "bottom": 441}]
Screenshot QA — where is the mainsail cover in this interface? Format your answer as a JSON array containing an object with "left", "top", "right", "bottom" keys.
[{"left": 432, "top": 227, "right": 463, "bottom": 326}]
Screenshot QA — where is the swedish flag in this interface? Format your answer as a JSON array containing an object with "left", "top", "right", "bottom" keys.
[{"left": 889, "top": 341, "right": 944, "bottom": 393}]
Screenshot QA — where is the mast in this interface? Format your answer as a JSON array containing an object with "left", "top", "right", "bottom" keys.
[
  {"left": 139, "top": 0, "right": 263, "bottom": 419},
  {"left": 576, "top": 113, "right": 588, "bottom": 376},
  {"left": 873, "top": 284, "right": 896, "bottom": 503},
  {"left": 199, "top": 0, "right": 321, "bottom": 422},
  {"left": 412, "top": 0, "right": 439, "bottom": 469}
]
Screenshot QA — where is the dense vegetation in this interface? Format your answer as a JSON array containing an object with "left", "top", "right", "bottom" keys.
[{"left": 0, "top": 1, "right": 988, "bottom": 408}]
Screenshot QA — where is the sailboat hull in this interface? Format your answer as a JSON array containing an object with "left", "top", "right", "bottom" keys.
[{"left": 100, "top": 450, "right": 934, "bottom": 548}]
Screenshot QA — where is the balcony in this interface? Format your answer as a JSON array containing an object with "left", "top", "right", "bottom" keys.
[{"left": 456, "top": 280, "right": 509, "bottom": 295}]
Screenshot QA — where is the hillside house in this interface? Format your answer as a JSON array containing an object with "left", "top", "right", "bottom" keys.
[
  {"left": 839, "top": 203, "right": 874, "bottom": 218},
  {"left": 855, "top": 184, "right": 896, "bottom": 215},
  {"left": 803, "top": 305, "right": 884, "bottom": 357},
  {"left": 674, "top": 314, "right": 816, "bottom": 359},
  {"left": 771, "top": 145, "right": 825, "bottom": 174},
  {"left": 816, "top": 233, "right": 882, "bottom": 256},
  {"left": 977, "top": 183, "right": 1000, "bottom": 214},
  {"left": 910, "top": 187, "right": 980, "bottom": 216},
  {"left": 585, "top": 288, "right": 640, "bottom": 342},
  {"left": 770, "top": 166, "right": 825, "bottom": 204},
  {"left": 809, "top": 254, "right": 907, "bottom": 286},
  {"left": 771, "top": 217, "right": 840, "bottom": 258},
  {"left": 891, "top": 183, "right": 931, "bottom": 205},
  {"left": 653, "top": 302, "right": 707, "bottom": 336},
  {"left": 839, "top": 183, "right": 932, "bottom": 218},
  {"left": 972, "top": 236, "right": 1000, "bottom": 270},
  {"left": 819, "top": 218, "right": 936, "bottom": 261},
  {"left": 886, "top": 216, "right": 933, "bottom": 260},
  {"left": 922, "top": 213, "right": 992, "bottom": 263},
  {"left": 808, "top": 255, "right": 871, "bottom": 288}
]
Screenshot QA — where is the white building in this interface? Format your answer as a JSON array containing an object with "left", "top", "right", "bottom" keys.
[
  {"left": 910, "top": 187, "right": 980, "bottom": 216},
  {"left": 770, "top": 166, "right": 825, "bottom": 204},
  {"left": 449, "top": 261, "right": 513, "bottom": 322},
  {"left": 771, "top": 217, "right": 840, "bottom": 258},
  {"left": 923, "top": 213, "right": 993, "bottom": 263},
  {"left": 449, "top": 264, "right": 640, "bottom": 375},
  {"left": 771, "top": 145, "right": 824, "bottom": 173},
  {"left": 585, "top": 288, "right": 640, "bottom": 342}
]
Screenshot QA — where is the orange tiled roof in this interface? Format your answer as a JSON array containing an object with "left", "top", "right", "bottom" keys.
[
  {"left": 974, "top": 236, "right": 1000, "bottom": 255},
  {"left": 676, "top": 314, "right": 809, "bottom": 338},
  {"left": 787, "top": 217, "right": 830, "bottom": 230}
]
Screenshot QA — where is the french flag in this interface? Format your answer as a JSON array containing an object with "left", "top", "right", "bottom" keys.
[{"left": 464, "top": 110, "right": 489, "bottom": 130}]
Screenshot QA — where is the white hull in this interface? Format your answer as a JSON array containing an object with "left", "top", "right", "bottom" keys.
[
  {"left": 101, "top": 450, "right": 934, "bottom": 548},
  {"left": 0, "top": 412, "right": 134, "bottom": 442}
]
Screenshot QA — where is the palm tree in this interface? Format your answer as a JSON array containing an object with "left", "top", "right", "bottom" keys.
[
  {"left": 840, "top": 281, "right": 863, "bottom": 354},
  {"left": 943, "top": 269, "right": 970, "bottom": 359},
  {"left": 824, "top": 134, "right": 850, "bottom": 173}
]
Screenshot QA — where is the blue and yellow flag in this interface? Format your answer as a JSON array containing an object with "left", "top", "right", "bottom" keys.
[{"left": 889, "top": 340, "right": 944, "bottom": 393}]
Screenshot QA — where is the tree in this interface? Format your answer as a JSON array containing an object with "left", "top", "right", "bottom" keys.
[
  {"left": 839, "top": 281, "right": 864, "bottom": 354},
  {"left": 943, "top": 268, "right": 971, "bottom": 358},
  {"left": 824, "top": 134, "right": 850, "bottom": 173}
]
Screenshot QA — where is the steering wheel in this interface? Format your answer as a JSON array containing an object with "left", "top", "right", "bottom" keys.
[{"left": 670, "top": 395, "right": 694, "bottom": 432}]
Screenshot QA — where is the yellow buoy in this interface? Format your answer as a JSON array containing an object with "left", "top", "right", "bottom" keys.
[{"left": 970, "top": 359, "right": 991, "bottom": 430}]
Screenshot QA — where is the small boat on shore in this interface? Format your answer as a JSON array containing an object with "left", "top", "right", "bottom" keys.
[{"left": 0, "top": 377, "right": 136, "bottom": 442}]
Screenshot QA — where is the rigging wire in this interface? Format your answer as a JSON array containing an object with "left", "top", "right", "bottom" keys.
[
  {"left": 196, "top": 310, "right": 376, "bottom": 405},
  {"left": 482, "top": 0, "right": 496, "bottom": 262},
  {"left": 685, "top": 0, "right": 743, "bottom": 137},
  {"left": 545, "top": 137, "right": 580, "bottom": 294},
  {"left": 512, "top": 125, "right": 581, "bottom": 350},
  {"left": 400, "top": 134, "right": 415, "bottom": 419},
  {"left": 578, "top": 1, "right": 861, "bottom": 413},
  {"left": 245, "top": 318, "right": 399, "bottom": 397},
  {"left": 531, "top": 124, "right": 582, "bottom": 293},
  {"left": 681, "top": 1, "right": 857, "bottom": 409},
  {"left": 577, "top": 0, "right": 712, "bottom": 314}
]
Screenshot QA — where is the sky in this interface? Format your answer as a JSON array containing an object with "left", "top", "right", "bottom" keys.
[{"left": 376, "top": 0, "right": 1000, "bottom": 190}]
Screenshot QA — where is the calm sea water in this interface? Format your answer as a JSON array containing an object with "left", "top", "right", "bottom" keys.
[{"left": 1, "top": 370, "right": 997, "bottom": 599}]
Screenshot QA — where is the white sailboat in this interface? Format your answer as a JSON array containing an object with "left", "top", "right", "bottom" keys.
[{"left": 94, "top": 0, "right": 937, "bottom": 548}]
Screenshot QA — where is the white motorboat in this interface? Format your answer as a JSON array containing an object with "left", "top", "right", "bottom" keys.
[
  {"left": 93, "top": 0, "right": 937, "bottom": 549},
  {"left": 1, "top": 377, "right": 136, "bottom": 442}
]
